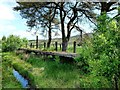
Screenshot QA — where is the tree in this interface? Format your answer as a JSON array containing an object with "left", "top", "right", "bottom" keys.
[
  {"left": 93, "top": 14, "right": 120, "bottom": 89},
  {"left": 2, "top": 36, "right": 6, "bottom": 41},
  {"left": 14, "top": 1, "right": 119, "bottom": 51},
  {"left": 2, "top": 35, "right": 23, "bottom": 52},
  {"left": 14, "top": 2, "right": 91, "bottom": 51},
  {"left": 100, "top": 2, "right": 118, "bottom": 14},
  {"left": 21, "top": 37, "right": 28, "bottom": 48},
  {"left": 14, "top": 2, "right": 59, "bottom": 48},
  {"left": 75, "top": 13, "right": 120, "bottom": 88}
]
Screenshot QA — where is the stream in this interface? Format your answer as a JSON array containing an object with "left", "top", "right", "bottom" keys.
[{"left": 13, "top": 69, "right": 29, "bottom": 88}]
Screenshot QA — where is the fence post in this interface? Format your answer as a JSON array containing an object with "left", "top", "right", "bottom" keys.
[
  {"left": 55, "top": 42, "right": 57, "bottom": 51},
  {"left": 36, "top": 35, "right": 38, "bottom": 49},
  {"left": 44, "top": 42, "right": 46, "bottom": 49},
  {"left": 60, "top": 44, "right": 61, "bottom": 50},
  {"left": 73, "top": 41, "right": 76, "bottom": 53}
]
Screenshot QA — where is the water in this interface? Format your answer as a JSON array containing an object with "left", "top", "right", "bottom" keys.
[{"left": 13, "top": 69, "right": 29, "bottom": 88}]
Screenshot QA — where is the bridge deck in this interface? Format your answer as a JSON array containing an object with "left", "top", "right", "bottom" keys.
[{"left": 18, "top": 48, "right": 79, "bottom": 58}]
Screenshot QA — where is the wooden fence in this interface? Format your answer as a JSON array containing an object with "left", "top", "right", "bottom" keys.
[
  {"left": 28, "top": 36, "right": 80, "bottom": 53},
  {"left": 28, "top": 41, "right": 78, "bottom": 53}
]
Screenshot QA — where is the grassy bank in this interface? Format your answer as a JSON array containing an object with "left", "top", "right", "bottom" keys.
[
  {"left": 2, "top": 52, "right": 36, "bottom": 88},
  {"left": 2, "top": 52, "right": 112, "bottom": 88},
  {"left": 2, "top": 52, "right": 81, "bottom": 88},
  {"left": 2, "top": 53, "right": 22, "bottom": 88},
  {"left": 26, "top": 56, "right": 80, "bottom": 88}
]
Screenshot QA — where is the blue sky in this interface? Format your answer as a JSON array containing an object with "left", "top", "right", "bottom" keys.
[
  {"left": 0, "top": 0, "right": 102, "bottom": 40},
  {"left": 0, "top": 0, "right": 38, "bottom": 40}
]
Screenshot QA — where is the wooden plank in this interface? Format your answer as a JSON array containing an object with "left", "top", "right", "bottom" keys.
[{"left": 18, "top": 48, "right": 79, "bottom": 58}]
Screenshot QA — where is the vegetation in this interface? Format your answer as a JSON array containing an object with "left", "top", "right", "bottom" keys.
[
  {"left": 75, "top": 14, "right": 120, "bottom": 89},
  {"left": 14, "top": 2, "right": 119, "bottom": 51},
  {"left": 2, "top": 52, "right": 80, "bottom": 88},
  {"left": 2, "top": 35, "right": 28, "bottom": 52},
  {"left": 1, "top": 1, "right": 120, "bottom": 89},
  {"left": 2, "top": 52, "right": 112, "bottom": 88},
  {"left": 2, "top": 53, "right": 22, "bottom": 88},
  {"left": 26, "top": 56, "right": 80, "bottom": 88},
  {"left": 0, "top": 40, "right": 2, "bottom": 90},
  {"left": 2, "top": 52, "right": 36, "bottom": 88}
]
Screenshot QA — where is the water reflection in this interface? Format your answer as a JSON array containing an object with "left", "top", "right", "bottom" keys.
[{"left": 13, "top": 69, "right": 29, "bottom": 88}]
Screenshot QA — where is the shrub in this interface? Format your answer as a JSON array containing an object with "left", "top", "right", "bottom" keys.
[
  {"left": 92, "top": 14, "right": 120, "bottom": 88},
  {"left": 2, "top": 35, "right": 28, "bottom": 52},
  {"left": 75, "top": 13, "right": 120, "bottom": 88}
]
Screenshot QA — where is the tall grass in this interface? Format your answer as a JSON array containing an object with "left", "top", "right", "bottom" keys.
[
  {"left": 2, "top": 52, "right": 112, "bottom": 88},
  {"left": 2, "top": 53, "right": 22, "bottom": 88},
  {"left": 26, "top": 56, "right": 80, "bottom": 88}
]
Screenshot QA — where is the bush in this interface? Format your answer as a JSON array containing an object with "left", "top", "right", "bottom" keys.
[
  {"left": 2, "top": 35, "right": 28, "bottom": 52},
  {"left": 75, "top": 13, "right": 120, "bottom": 88},
  {"left": 92, "top": 14, "right": 120, "bottom": 88},
  {"left": 75, "top": 37, "right": 93, "bottom": 73}
]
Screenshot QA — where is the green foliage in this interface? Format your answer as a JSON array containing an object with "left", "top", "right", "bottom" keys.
[
  {"left": 75, "top": 37, "right": 93, "bottom": 73},
  {"left": 26, "top": 56, "right": 80, "bottom": 88},
  {"left": 79, "top": 74, "right": 111, "bottom": 88},
  {"left": 93, "top": 14, "right": 120, "bottom": 81},
  {"left": 2, "top": 36, "right": 6, "bottom": 41},
  {"left": 2, "top": 35, "right": 28, "bottom": 52},
  {"left": 2, "top": 52, "right": 36, "bottom": 88},
  {"left": 54, "top": 56, "right": 60, "bottom": 63},
  {"left": 2, "top": 35, "right": 22, "bottom": 52},
  {"left": 75, "top": 13, "right": 120, "bottom": 88},
  {"left": 21, "top": 37, "right": 28, "bottom": 48},
  {"left": 2, "top": 53, "right": 22, "bottom": 88}
]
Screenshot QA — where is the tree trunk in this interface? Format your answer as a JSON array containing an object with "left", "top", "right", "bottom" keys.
[
  {"left": 60, "top": 2, "right": 67, "bottom": 51},
  {"left": 62, "top": 40, "right": 68, "bottom": 51},
  {"left": 100, "top": 2, "right": 116, "bottom": 15},
  {"left": 47, "top": 23, "right": 51, "bottom": 48}
]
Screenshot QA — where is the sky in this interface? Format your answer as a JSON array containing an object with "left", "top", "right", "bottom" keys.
[
  {"left": 0, "top": 0, "right": 39, "bottom": 40},
  {"left": 2, "top": 0, "right": 117, "bottom": 40}
]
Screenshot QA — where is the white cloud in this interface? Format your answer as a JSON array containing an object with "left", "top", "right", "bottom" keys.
[
  {"left": 0, "top": 0, "right": 17, "bottom": 20},
  {"left": 12, "top": 31, "right": 38, "bottom": 40},
  {"left": 0, "top": 0, "right": 16, "bottom": 3},
  {"left": 0, "top": 5, "right": 15, "bottom": 20}
]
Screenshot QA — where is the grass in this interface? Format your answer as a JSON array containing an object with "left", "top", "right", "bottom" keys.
[
  {"left": 2, "top": 52, "right": 81, "bottom": 88},
  {"left": 26, "top": 56, "right": 81, "bottom": 88},
  {"left": 2, "top": 52, "right": 36, "bottom": 88},
  {"left": 2, "top": 52, "right": 112, "bottom": 88},
  {"left": 2, "top": 53, "right": 22, "bottom": 88}
]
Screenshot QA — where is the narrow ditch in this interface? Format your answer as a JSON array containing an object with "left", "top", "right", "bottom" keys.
[{"left": 13, "top": 69, "right": 29, "bottom": 88}]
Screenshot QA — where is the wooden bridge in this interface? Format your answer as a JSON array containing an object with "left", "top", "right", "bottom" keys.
[{"left": 18, "top": 48, "right": 79, "bottom": 63}]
